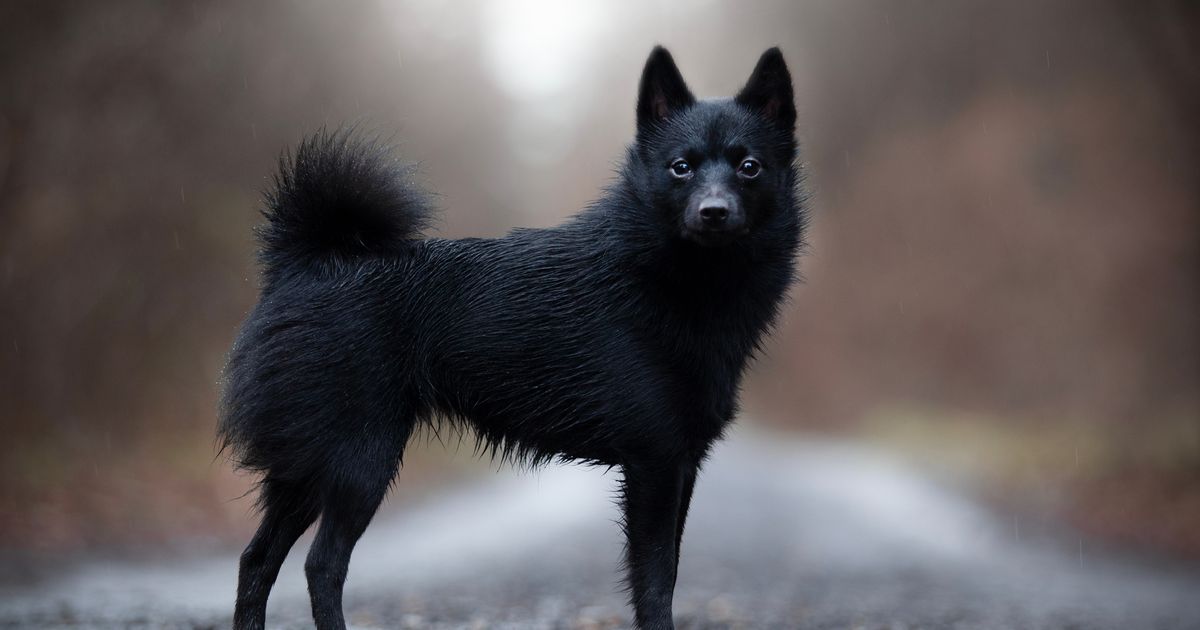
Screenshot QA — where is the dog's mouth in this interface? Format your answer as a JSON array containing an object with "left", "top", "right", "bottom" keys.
[{"left": 681, "top": 226, "right": 749, "bottom": 247}]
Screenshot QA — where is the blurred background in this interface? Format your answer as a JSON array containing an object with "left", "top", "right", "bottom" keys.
[{"left": 1, "top": 0, "right": 1197, "bottom": 593}]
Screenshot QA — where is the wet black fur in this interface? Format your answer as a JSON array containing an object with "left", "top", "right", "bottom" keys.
[{"left": 220, "top": 47, "right": 806, "bottom": 630}]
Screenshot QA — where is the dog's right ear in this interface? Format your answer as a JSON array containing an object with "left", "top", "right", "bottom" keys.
[{"left": 636, "top": 46, "right": 695, "bottom": 135}]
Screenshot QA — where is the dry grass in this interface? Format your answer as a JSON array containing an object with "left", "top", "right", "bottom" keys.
[{"left": 861, "top": 405, "right": 1200, "bottom": 558}]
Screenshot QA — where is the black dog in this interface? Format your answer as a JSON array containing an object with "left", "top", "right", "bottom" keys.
[{"left": 220, "top": 46, "right": 805, "bottom": 630}]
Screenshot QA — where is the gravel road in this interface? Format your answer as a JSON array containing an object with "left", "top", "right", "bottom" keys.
[{"left": 3, "top": 431, "right": 1199, "bottom": 629}]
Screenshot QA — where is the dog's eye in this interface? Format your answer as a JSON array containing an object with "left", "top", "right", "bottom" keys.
[
  {"left": 670, "top": 159, "right": 693, "bottom": 178},
  {"left": 738, "top": 158, "right": 762, "bottom": 179}
]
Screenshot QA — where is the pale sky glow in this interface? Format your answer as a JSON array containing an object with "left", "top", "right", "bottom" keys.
[
  {"left": 481, "top": 0, "right": 614, "bottom": 102},
  {"left": 478, "top": 0, "right": 619, "bottom": 166}
]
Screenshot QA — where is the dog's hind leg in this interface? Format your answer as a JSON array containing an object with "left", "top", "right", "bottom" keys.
[
  {"left": 621, "top": 461, "right": 687, "bottom": 630},
  {"left": 304, "top": 429, "right": 407, "bottom": 630},
  {"left": 233, "top": 478, "right": 320, "bottom": 630}
]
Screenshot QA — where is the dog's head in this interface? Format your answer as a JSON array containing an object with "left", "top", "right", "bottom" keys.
[{"left": 631, "top": 47, "right": 797, "bottom": 247}]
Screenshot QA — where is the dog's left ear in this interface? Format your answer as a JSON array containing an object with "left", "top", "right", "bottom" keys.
[
  {"left": 636, "top": 46, "right": 695, "bottom": 133},
  {"left": 736, "top": 47, "right": 796, "bottom": 131}
]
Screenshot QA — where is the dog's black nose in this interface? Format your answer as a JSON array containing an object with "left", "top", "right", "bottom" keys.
[{"left": 698, "top": 203, "right": 728, "bottom": 226}]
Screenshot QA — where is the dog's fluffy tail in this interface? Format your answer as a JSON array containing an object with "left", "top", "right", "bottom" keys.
[{"left": 257, "top": 129, "right": 434, "bottom": 273}]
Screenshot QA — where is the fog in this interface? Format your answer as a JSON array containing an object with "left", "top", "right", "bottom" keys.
[{"left": 1, "top": 0, "right": 1196, "bottom": 595}]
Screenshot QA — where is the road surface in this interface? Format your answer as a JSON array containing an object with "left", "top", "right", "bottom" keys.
[{"left": 3, "top": 431, "right": 1199, "bottom": 629}]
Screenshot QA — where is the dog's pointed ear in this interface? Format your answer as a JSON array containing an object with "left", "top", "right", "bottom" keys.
[
  {"left": 636, "top": 46, "right": 695, "bottom": 132},
  {"left": 735, "top": 47, "right": 796, "bottom": 131}
]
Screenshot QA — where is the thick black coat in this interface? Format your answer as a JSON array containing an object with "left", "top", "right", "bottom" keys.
[{"left": 220, "top": 47, "right": 805, "bottom": 630}]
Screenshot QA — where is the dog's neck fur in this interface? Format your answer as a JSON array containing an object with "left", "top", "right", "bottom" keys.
[{"left": 568, "top": 173, "right": 802, "bottom": 440}]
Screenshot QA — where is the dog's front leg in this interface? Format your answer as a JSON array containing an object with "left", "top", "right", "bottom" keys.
[
  {"left": 673, "top": 464, "right": 697, "bottom": 589},
  {"left": 621, "top": 462, "right": 686, "bottom": 630}
]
